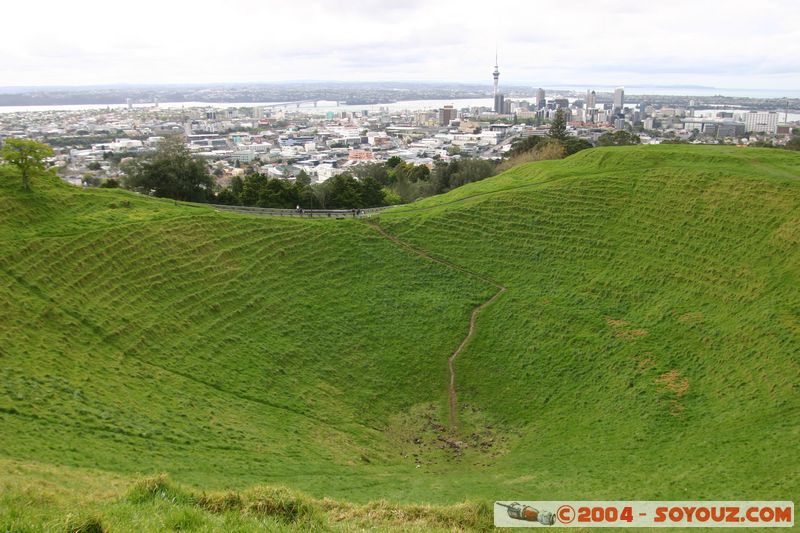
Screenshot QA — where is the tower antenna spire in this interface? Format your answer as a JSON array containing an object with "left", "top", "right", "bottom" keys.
[{"left": 492, "top": 45, "right": 500, "bottom": 98}]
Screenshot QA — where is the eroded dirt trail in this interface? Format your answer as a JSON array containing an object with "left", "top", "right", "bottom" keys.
[
  {"left": 368, "top": 221, "right": 506, "bottom": 431},
  {"left": 446, "top": 285, "right": 506, "bottom": 429}
]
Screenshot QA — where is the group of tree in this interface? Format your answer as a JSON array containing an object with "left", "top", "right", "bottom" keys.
[
  {"left": 351, "top": 156, "right": 431, "bottom": 188},
  {"left": 750, "top": 136, "right": 800, "bottom": 151},
  {"left": 352, "top": 155, "right": 496, "bottom": 203},
  {"left": 596, "top": 130, "right": 642, "bottom": 146},
  {"left": 216, "top": 171, "right": 388, "bottom": 210},
  {"left": 122, "top": 136, "right": 214, "bottom": 202}
]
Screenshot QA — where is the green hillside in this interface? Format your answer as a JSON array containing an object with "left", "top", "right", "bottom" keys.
[{"left": 2, "top": 145, "right": 799, "bottom": 531}]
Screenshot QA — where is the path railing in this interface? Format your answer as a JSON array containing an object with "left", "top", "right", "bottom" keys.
[{"left": 185, "top": 202, "right": 389, "bottom": 218}]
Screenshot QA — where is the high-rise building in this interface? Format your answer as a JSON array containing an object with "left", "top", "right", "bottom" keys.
[
  {"left": 743, "top": 111, "right": 778, "bottom": 133},
  {"left": 585, "top": 90, "right": 597, "bottom": 123},
  {"left": 494, "top": 93, "right": 505, "bottom": 114},
  {"left": 613, "top": 87, "right": 624, "bottom": 113},
  {"left": 536, "top": 88, "right": 545, "bottom": 109},
  {"left": 439, "top": 105, "right": 457, "bottom": 126},
  {"left": 586, "top": 90, "right": 596, "bottom": 110},
  {"left": 554, "top": 98, "right": 569, "bottom": 109}
]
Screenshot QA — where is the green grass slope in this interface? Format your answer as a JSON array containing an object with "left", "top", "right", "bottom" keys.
[
  {"left": 1, "top": 144, "right": 799, "bottom": 531},
  {"left": 0, "top": 169, "right": 498, "bottom": 519},
  {"left": 380, "top": 145, "right": 800, "bottom": 500}
]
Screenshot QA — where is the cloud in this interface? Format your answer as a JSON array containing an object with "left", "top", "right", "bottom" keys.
[{"left": 0, "top": 0, "right": 798, "bottom": 90}]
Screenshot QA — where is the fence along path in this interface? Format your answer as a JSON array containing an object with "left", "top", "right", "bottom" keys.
[{"left": 186, "top": 202, "right": 388, "bottom": 219}]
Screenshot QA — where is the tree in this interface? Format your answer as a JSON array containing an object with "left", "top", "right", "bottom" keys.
[
  {"left": 386, "top": 156, "right": 403, "bottom": 168},
  {"left": 240, "top": 173, "right": 269, "bottom": 206},
  {"left": 430, "top": 161, "right": 452, "bottom": 194},
  {"left": 1, "top": 138, "right": 54, "bottom": 191},
  {"left": 448, "top": 158, "right": 496, "bottom": 188},
  {"left": 785, "top": 137, "right": 800, "bottom": 151},
  {"left": 359, "top": 176, "right": 385, "bottom": 207},
  {"left": 311, "top": 182, "right": 331, "bottom": 209},
  {"left": 382, "top": 187, "right": 402, "bottom": 206},
  {"left": 295, "top": 169, "right": 311, "bottom": 187},
  {"left": 83, "top": 175, "right": 102, "bottom": 187},
  {"left": 410, "top": 165, "right": 430, "bottom": 182},
  {"left": 353, "top": 162, "right": 391, "bottom": 186},
  {"left": 230, "top": 175, "right": 244, "bottom": 199},
  {"left": 548, "top": 109, "right": 568, "bottom": 141},
  {"left": 563, "top": 137, "right": 593, "bottom": 156},
  {"left": 597, "top": 130, "right": 641, "bottom": 146},
  {"left": 123, "top": 136, "right": 213, "bottom": 202},
  {"left": 216, "top": 187, "right": 239, "bottom": 205},
  {"left": 328, "top": 173, "right": 363, "bottom": 208}
]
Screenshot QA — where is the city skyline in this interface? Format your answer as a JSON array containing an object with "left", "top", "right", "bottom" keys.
[{"left": 2, "top": 0, "right": 799, "bottom": 91}]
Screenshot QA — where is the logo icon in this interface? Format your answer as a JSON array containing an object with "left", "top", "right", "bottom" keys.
[{"left": 496, "top": 502, "right": 556, "bottom": 525}]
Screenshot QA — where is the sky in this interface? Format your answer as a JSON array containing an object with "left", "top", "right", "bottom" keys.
[{"left": 2, "top": 0, "right": 799, "bottom": 91}]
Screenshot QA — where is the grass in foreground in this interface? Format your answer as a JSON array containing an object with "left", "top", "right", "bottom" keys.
[{"left": 0, "top": 460, "right": 491, "bottom": 532}]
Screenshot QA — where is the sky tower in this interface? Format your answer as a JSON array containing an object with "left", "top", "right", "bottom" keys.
[
  {"left": 492, "top": 53, "right": 500, "bottom": 97},
  {"left": 492, "top": 51, "right": 504, "bottom": 113}
]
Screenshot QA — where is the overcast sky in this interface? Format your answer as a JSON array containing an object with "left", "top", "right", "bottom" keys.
[{"left": 2, "top": 0, "right": 798, "bottom": 91}]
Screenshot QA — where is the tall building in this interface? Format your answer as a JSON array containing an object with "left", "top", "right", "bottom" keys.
[
  {"left": 613, "top": 87, "right": 624, "bottom": 113},
  {"left": 585, "top": 90, "right": 597, "bottom": 123},
  {"left": 494, "top": 93, "right": 505, "bottom": 115},
  {"left": 536, "top": 88, "right": 545, "bottom": 109},
  {"left": 554, "top": 98, "right": 569, "bottom": 109},
  {"left": 439, "top": 105, "right": 457, "bottom": 126},
  {"left": 743, "top": 111, "right": 778, "bottom": 134},
  {"left": 586, "top": 90, "right": 596, "bottom": 110}
]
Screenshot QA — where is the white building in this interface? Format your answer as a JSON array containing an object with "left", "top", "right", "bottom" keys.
[
  {"left": 314, "top": 164, "right": 344, "bottom": 183},
  {"left": 613, "top": 87, "right": 625, "bottom": 112},
  {"left": 743, "top": 111, "right": 778, "bottom": 134}
]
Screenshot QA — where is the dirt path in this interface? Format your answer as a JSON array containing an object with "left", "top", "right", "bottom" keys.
[
  {"left": 446, "top": 285, "right": 506, "bottom": 429},
  {"left": 367, "top": 221, "right": 506, "bottom": 431}
]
